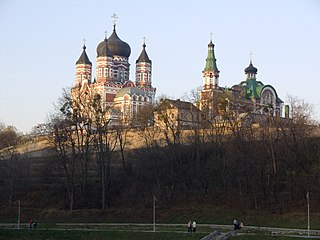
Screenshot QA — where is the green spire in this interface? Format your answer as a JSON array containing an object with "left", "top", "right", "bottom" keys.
[{"left": 204, "top": 41, "right": 219, "bottom": 72}]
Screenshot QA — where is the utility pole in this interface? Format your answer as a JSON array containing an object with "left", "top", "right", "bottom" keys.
[
  {"left": 17, "top": 200, "right": 20, "bottom": 229},
  {"left": 307, "top": 191, "right": 310, "bottom": 238},
  {"left": 153, "top": 195, "right": 157, "bottom": 232}
]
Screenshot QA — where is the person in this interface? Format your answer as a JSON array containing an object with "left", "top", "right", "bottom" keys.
[
  {"left": 233, "top": 219, "right": 242, "bottom": 230},
  {"left": 29, "top": 219, "right": 33, "bottom": 229},
  {"left": 233, "top": 219, "right": 238, "bottom": 230},
  {"left": 187, "top": 220, "right": 192, "bottom": 233},
  {"left": 33, "top": 220, "right": 38, "bottom": 228},
  {"left": 192, "top": 220, "right": 196, "bottom": 233}
]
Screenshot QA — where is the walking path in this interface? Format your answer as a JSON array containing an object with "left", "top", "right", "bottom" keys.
[{"left": 1, "top": 222, "right": 319, "bottom": 238}]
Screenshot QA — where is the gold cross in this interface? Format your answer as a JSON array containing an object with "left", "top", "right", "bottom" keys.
[
  {"left": 249, "top": 50, "right": 253, "bottom": 61},
  {"left": 210, "top": 31, "right": 213, "bottom": 41}
]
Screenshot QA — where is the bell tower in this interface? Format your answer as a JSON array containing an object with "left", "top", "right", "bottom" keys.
[
  {"left": 202, "top": 35, "right": 220, "bottom": 90},
  {"left": 75, "top": 42, "right": 92, "bottom": 87},
  {"left": 135, "top": 39, "right": 152, "bottom": 88}
]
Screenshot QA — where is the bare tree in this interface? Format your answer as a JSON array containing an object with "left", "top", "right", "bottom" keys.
[
  {"left": 115, "top": 121, "right": 130, "bottom": 176},
  {"left": 0, "top": 149, "right": 25, "bottom": 208},
  {"left": 49, "top": 88, "right": 95, "bottom": 210},
  {"left": 0, "top": 125, "right": 18, "bottom": 150},
  {"left": 154, "top": 99, "right": 188, "bottom": 200},
  {"left": 90, "top": 93, "right": 117, "bottom": 209},
  {"left": 278, "top": 95, "right": 318, "bottom": 203}
]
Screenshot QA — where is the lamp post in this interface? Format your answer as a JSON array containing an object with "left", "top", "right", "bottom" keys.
[
  {"left": 17, "top": 200, "right": 20, "bottom": 229},
  {"left": 153, "top": 195, "right": 157, "bottom": 232},
  {"left": 307, "top": 191, "right": 310, "bottom": 238}
]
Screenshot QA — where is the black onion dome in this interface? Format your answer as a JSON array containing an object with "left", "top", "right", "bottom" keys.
[
  {"left": 136, "top": 43, "right": 151, "bottom": 63},
  {"left": 107, "top": 26, "right": 131, "bottom": 58},
  {"left": 76, "top": 45, "right": 92, "bottom": 65},
  {"left": 245, "top": 60, "right": 258, "bottom": 74},
  {"left": 97, "top": 37, "right": 113, "bottom": 57}
]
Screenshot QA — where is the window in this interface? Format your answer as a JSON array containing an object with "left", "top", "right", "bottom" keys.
[{"left": 118, "top": 67, "right": 124, "bottom": 81}]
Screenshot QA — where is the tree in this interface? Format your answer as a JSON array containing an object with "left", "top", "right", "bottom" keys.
[
  {"left": 278, "top": 95, "right": 318, "bottom": 204},
  {"left": 90, "top": 93, "right": 118, "bottom": 209},
  {"left": 49, "top": 88, "right": 95, "bottom": 210},
  {"left": 115, "top": 122, "right": 130, "bottom": 176},
  {"left": 181, "top": 86, "right": 202, "bottom": 104},
  {"left": 0, "top": 125, "right": 18, "bottom": 150},
  {"left": 154, "top": 99, "right": 187, "bottom": 200},
  {"left": 0, "top": 149, "right": 27, "bottom": 208}
]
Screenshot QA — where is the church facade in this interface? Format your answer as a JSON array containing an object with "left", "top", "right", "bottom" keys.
[
  {"left": 72, "top": 22, "right": 156, "bottom": 124},
  {"left": 199, "top": 39, "right": 283, "bottom": 118}
]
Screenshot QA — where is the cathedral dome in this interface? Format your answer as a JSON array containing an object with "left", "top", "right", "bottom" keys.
[
  {"left": 107, "top": 26, "right": 131, "bottom": 58},
  {"left": 97, "top": 37, "right": 113, "bottom": 57},
  {"left": 245, "top": 60, "right": 258, "bottom": 74}
]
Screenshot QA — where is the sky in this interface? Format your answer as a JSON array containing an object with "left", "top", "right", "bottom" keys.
[{"left": 0, "top": 0, "right": 320, "bottom": 133}]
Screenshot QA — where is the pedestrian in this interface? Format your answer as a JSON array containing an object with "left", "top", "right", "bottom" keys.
[
  {"left": 29, "top": 219, "right": 33, "bottom": 229},
  {"left": 233, "top": 219, "right": 242, "bottom": 230},
  {"left": 233, "top": 219, "right": 238, "bottom": 230},
  {"left": 33, "top": 220, "right": 38, "bottom": 229},
  {"left": 192, "top": 220, "right": 196, "bottom": 233},
  {"left": 187, "top": 220, "right": 192, "bottom": 233}
]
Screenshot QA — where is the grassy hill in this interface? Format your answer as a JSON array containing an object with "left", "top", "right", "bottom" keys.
[{"left": 0, "top": 133, "right": 319, "bottom": 231}]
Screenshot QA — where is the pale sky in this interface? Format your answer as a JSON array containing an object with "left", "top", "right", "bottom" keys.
[{"left": 0, "top": 0, "right": 320, "bottom": 133}]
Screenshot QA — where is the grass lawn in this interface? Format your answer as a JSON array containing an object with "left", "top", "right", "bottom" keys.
[
  {"left": 0, "top": 229, "right": 206, "bottom": 240},
  {"left": 0, "top": 229, "right": 311, "bottom": 240},
  {"left": 2, "top": 204, "right": 319, "bottom": 230}
]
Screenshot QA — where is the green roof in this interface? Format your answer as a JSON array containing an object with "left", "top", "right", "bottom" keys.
[
  {"left": 235, "top": 79, "right": 282, "bottom": 103},
  {"left": 204, "top": 41, "right": 219, "bottom": 72}
]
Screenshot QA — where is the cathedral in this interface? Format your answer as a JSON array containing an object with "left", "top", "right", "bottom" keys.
[
  {"left": 72, "top": 21, "right": 156, "bottom": 124},
  {"left": 72, "top": 20, "right": 284, "bottom": 127}
]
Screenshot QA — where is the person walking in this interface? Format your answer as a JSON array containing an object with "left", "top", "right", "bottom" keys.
[
  {"left": 187, "top": 220, "right": 192, "bottom": 233},
  {"left": 33, "top": 220, "right": 38, "bottom": 229},
  {"left": 29, "top": 219, "right": 33, "bottom": 229},
  {"left": 233, "top": 219, "right": 238, "bottom": 230},
  {"left": 192, "top": 220, "right": 196, "bottom": 233}
]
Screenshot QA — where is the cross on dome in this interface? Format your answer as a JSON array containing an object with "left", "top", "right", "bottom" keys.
[
  {"left": 111, "top": 13, "right": 118, "bottom": 26},
  {"left": 210, "top": 31, "right": 213, "bottom": 41},
  {"left": 249, "top": 50, "right": 253, "bottom": 61}
]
